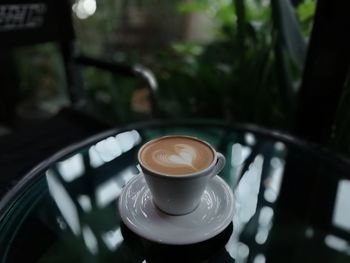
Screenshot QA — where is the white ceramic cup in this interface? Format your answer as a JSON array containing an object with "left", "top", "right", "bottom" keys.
[{"left": 138, "top": 135, "right": 226, "bottom": 215}]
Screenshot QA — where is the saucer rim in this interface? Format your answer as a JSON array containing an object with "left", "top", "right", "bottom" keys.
[{"left": 118, "top": 174, "right": 234, "bottom": 245}]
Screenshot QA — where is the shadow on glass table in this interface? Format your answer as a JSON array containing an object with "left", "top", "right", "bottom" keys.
[{"left": 120, "top": 222, "right": 234, "bottom": 263}]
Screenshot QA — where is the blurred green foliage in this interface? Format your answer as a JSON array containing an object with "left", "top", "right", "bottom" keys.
[
  {"left": 297, "top": 0, "right": 316, "bottom": 36},
  {"left": 14, "top": 44, "right": 68, "bottom": 117},
  {"left": 74, "top": 0, "right": 312, "bottom": 129},
  {"left": 12, "top": 0, "right": 316, "bottom": 129}
]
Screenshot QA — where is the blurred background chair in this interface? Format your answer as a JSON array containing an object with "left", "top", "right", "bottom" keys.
[{"left": 0, "top": 0, "right": 158, "bottom": 195}]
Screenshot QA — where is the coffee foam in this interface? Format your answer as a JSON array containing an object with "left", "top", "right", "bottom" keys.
[{"left": 140, "top": 136, "right": 214, "bottom": 175}]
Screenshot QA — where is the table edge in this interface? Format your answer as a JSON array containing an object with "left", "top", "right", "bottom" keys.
[{"left": 1, "top": 119, "right": 350, "bottom": 219}]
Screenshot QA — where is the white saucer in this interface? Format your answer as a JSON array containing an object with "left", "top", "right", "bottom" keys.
[{"left": 118, "top": 174, "right": 234, "bottom": 245}]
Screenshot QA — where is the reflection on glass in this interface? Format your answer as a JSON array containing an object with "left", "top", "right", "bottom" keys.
[
  {"left": 77, "top": 195, "right": 92, "bottom": 212},
  {"left": 237, "top": 242, "right": 250, "bottom": 259},
  {"left": 235, "top": 155, "right": 263, "bottom": 223},
  {"left": 231, "top": 143, "right": 252, "bottom": 167},
  {"left": 245, "top": 132, "right": 256, "bottom": 146},
  {"left": 226, "top": 155, "right": 263, "bottom": 261},
  {"left": 274, "top": 142, "right": 286, "bottom": 152},
  {"left": 57, "top": 154, "right": 85, "bottom": 182},
  {"left": 46, "top": 170, "right": 81, "bottom": 236},
  {"left": 333, "top": 180, "right": 350, "bottom": 231},
  {"left": 255, "top": 228, "right": 269, "bottom": 245},
  {"left": 96, "top": 136, "right": 122, "bottom": 162},
  {"left": 96, "top": 167, "right": 138, "bottom": 208},
  {"left": 56, "top": 217, "right": 67, "bottom": 232},
  {"left": 258, "top": 206, "right": 274, "bottom": 226},
  {"left": 256, "top": 206, "right": 274, "bottom": 244},
  {"left": 253, "top": 254, "right": 266, "bottom": 263},
  {"left": 256, "top": 206, "right": 274, "bottom": 245},
  {"left": 324, "top": 235, "right": 349, "bottom": 252},
  {"left": 89, "top": 146, "right": 105, "bottom": 168},
  {"left": 88, "top": 130, "right": 141, "bottom": 168},
  {"left": 305, "top": 227, "right": 314, "bottom": 239},
  {"left": 96, "top": 180, "right": 122, "bottom": 208},
  {"left": 89, "top": 145, "right": 105, "bottom": 168},
  {"left": 101, "top": 227, "right": 123, "bottom": 251},
  {"left": 263, "top": 157, "right": 284, "bottom": 203},
  {"left": 227, "top": 240, "right": 249, "bottom": 262},
  {"left": 82, "top": 225, "right": 98, "bottom": 255},
  {"left": 116, "top": 130, "right": 141, "bottom": 152}
]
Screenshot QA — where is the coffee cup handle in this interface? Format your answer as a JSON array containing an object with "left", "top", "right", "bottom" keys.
[{"left": 211, "top": 152, "right": 226, "bottom": 177}]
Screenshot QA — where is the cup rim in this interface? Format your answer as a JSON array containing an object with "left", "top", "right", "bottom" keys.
[{"left": 138, "top": 135, "right": 218, "bottom": 178}]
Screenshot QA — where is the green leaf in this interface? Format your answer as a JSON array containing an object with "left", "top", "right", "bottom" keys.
[
  {"left": 297, "top": 0, "right": 316, "bottom": 36},
  {"left": 216, "top": 4, "right": 236, "bottom": 25},
  {"left": 172, "top": 43, "right": 204, "bottom": 56},
  {"left": 245, "top": 0, "right": 271, "bottom": 22},
  {"left": 176, "top": 1, "right": 209, "bottom": 13},
  {"left": 297, "top": 0, "right": 316, "bottom": 21}
]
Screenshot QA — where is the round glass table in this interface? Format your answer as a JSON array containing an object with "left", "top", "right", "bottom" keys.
[{"left": 1, "top": 121, "right": 350, "bottom": 263}]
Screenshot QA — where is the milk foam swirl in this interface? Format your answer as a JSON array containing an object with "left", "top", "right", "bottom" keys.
[{"left": 152, "top": 143, "right": 198, "bottom": 171}]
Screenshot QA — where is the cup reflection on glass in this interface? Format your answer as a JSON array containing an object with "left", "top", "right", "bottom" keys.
[
  {"left": 120, "top": 222, "right": 234, "bottom": 263},
  {"left": 138, "top": 135, "right": 226, "bottom": 215}
]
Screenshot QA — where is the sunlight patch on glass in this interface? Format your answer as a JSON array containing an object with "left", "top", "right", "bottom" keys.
[
  {"left": 245, "top": 132, "right": 256, "bottom": 145},
  {"left": 116, "top": 130, "right": 141, "bottom": 152},
  {"left": 82, "top": 225, "right": 98, "bottom": 255},
  {"left": 77, "top": 195, "right": 92, "bottom": 212},
  {"left": 259, "top": 206, "right": 274, "bottom": 226},
  {"left": 255, "top": 228, "right": 269, "bottom": 244},
  {"left": 332, "top": 180, "right": 350, "bottom": 231},
  {"left": 253, "top": 254, "right": 266, "bottom": 263},
  {"left": 231, "top": 143, "right": 252, "bottom": 167},
  {"left": 57, "top": 154, "right": 85, "bottom": 182},
  {"left": 96, "top": 167, "right": 137, "bottom": 208},
  {"left": 95, "top": 136, "right": 122, "bottom": 162},
  {"left": 324, "top": 235, "right": 349, "bottom": 252},
  {"left": 263, "top": 157, "right": 284, "bottom": 203},
  {"left": 237, "top": 242, "right": 250, "bottom": 259},
  {"left": 89, "top": 145, "right": 105, "bottom": 168},
  {"left": 255, "top": 206, "right": 273, "bottom": 245},
  {"left": 46, "top": 170, "right": 80, "bottom": 236},
  {"left": 101, "top": 227, "right": 123, "bottom": 251},
  {"left": 89, "top": 130, "right": 141, "bottom": 168},
  {"left": 96, "top": 180, "right": 122, "bottom": 208},
  {"left": 274, "top": 142, "right": 286, "bottom": 152},
  {"left": 235, "top": 155, "right": 263, "bottom": 223}
]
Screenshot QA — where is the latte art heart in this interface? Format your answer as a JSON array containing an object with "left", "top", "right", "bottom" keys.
[
  {"left": 152, "top": 144, "right": 198, "bottom": 171},
  {"left": 140, "top": 136, "right": 215, "bottom": 175}
]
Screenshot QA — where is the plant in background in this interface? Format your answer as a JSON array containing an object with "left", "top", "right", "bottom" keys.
[
  {"left": 72, "top": 0, "right": 314, "bottom": 129},
  {"left": 10, "top": 0, "right": 316, "bottom": 129},
  {"left": 150, "top": 0, "right": 309, "bottom": 130},
  {"left": 14, "top": 44, "right": 68, "bottom": 119},
  {"left": 297, "top": 0, "right": 316, "bottom": 37}
]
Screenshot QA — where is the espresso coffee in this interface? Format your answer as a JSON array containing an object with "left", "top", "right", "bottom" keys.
[{"left": 139, "top": 136, "right": 215, "bottom": 175}]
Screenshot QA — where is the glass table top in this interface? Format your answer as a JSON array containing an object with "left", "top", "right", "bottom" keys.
[{"left": 1, "top": 121, "right": 350, "bottom": 263}]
